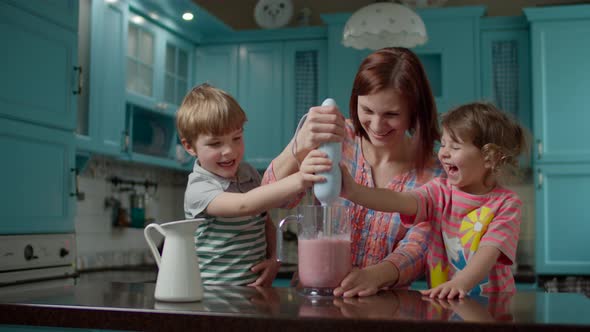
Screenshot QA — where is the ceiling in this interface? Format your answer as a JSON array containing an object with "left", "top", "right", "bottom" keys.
[{"left": 191, "top": 0, "right": 588, "bottom": 30}]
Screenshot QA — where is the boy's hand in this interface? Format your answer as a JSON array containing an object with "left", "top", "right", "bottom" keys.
[
  {"left": 420, "top": 278, "right": 469, "bottom": 299},
  {"left": 248, "top": 258, "right": 280, "bottom": 287},
  {"left": 299, "top": 149, "right": 332, "bottom": 187}
]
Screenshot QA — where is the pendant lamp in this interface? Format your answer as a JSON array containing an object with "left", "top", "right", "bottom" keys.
[{"left": 342, "top": 2, "right": 428, "bottom": 50}]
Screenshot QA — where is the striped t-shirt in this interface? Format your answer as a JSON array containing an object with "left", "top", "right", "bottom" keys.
[
  {"left": 402, "top": 177, "right": 522, "bottom": 294},
  {"left": 184, "top": 161, "right": 267, "bottom": 285}
]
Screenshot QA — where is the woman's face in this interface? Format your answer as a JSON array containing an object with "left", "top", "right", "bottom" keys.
[{"left": 357, "top": 89, "right": 411, "bottom": 148}]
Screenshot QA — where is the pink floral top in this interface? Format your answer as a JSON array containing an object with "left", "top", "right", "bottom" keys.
[{"left": 262, "top": 121, "right": 444, "bottom": 286}]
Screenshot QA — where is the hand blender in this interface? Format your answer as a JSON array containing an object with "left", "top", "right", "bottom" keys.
[{"left": 313, "top": 98, "right": 342, "bottom": 236}]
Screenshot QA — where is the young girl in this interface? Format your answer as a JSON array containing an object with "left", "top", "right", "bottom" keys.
[
  {"left": 177, "top": 84, "right": 328, "bottom": 286},
  {"left": 338, "top": 102, "right": 528, "bottom": 298}
]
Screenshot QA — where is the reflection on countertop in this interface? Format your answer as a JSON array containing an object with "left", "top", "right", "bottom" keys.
[{"left": 1, "top": 276, "right": 590, "bottom": 331}]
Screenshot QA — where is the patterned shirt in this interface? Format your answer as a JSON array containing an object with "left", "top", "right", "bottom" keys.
[
  {"left": 402, "top": 177, "right": 522, "bottom": 294},
  {"left": 184, "top": 161, "right": 267, "bottom": 285},
  {"left": 263, "top": 121, "right": 444, "bottom": 286}
]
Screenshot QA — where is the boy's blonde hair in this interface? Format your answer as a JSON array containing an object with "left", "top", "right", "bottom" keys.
[
  {"left": 442, "top": 102, "right": 529, "bottom": 182},
  {"left": 176, "top": 83, "right": 247, "bottom": 145}
]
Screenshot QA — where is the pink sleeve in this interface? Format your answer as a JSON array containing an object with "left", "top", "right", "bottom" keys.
[
  {"left": 400, "top": 180, "right": 438, "bottom": 228},
  {"left": 479, "top": 194, "right": 522, "bottom": 265}
]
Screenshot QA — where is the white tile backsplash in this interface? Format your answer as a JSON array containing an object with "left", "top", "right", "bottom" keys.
[{"left": 75, "top": 156, "right": 187, "bottom": 270}]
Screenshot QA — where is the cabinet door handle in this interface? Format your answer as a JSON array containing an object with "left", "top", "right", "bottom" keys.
[
  {"left": 537, "top": 169, "right": 543, "bottom": 190},
  {"left": 73, "top": 66, "right": 83, "bottom": 95},
  {"left": 70, "top": 168, "right": 82, "bottom": 199},
  {"left": 536, "top": 139, "right": 543, "bottom": 159}
]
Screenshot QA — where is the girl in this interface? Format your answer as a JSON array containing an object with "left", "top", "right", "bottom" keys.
[{"left": 339, "top": 102, "right": 528, "bottom": 298}]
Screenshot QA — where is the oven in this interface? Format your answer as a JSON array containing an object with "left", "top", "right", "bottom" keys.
[{"left": 0, "top": 234, "right": 77, "bottom": 289}]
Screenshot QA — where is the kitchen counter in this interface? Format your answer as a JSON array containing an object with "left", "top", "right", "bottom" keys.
[{"left": 1, "top": 278, "right": 589, "bottom": 332}]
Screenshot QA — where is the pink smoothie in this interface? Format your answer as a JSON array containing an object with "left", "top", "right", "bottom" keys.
[{"left": 298, "top": 238, "right": 352, "bottom": 288}]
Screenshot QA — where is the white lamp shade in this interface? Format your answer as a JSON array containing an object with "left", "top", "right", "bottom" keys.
[{"left": 343, "top": 2, "right": 428, "bottom": 50}]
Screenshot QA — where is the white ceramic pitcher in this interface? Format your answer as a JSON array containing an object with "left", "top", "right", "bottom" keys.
[{"left": 144, "top": 219, "right": 205, "bottom": 302}]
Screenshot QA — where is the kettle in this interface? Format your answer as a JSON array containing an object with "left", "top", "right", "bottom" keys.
[{"left": 144, "top": 219, "right": 205, "bottom": 302}]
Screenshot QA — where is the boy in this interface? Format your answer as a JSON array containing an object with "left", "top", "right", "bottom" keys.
[{"left": 177, "top": 84, "right": 327, "bottom": 286}]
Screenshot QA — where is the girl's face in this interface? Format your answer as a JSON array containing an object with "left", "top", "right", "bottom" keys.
[
  {"left": 438, "top": 128, "right": 491, "bottom": 194},
  {"left": 357, "top": 89, "right": 411, "bottom": 148},
  {"left": 187, "top": 127, "right": 245, "bottom": 179}
]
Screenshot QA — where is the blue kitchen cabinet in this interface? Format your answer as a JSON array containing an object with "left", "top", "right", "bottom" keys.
[
  {"left": 2, "top": 0, "right": 78, "bottom": 31},
  {"left": 525, "top": 4, "right": 590, "bottom": 275},
  {"left": 0, "top": 1, "right": 78, "bottom": 131},
  {"left": 534, "top": 165, "right": 590, "bottom": 275},
  {"left": 321, "top": 6, "right": 485, "bottom": 117},
  {"left": 480, "top": 16, "right": 532, "bottom": 131},
  {"left": 126, "top": 10, "right": 194, "bottom": 116},
  {"left": 283, "top": 39, "right": 327, "bottom": 142},
  {"left": 526, "top": 6, "right": 590, "bottom": 164},
  {"left": 194, "top": 44, "right": 239, "bottom": 97},
  {"left": 0, "top": 117, "right": 75, "bottom": 234},
  {"left": 238, "top": 42, "right": 285, "bottom": 169},
  {"left": 77, "top": 0, "right": 128, "bottom": 156}
]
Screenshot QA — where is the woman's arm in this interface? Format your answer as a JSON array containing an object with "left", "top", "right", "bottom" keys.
[{"left": 263, "top": 104, "right": 346, "bottom": 182}]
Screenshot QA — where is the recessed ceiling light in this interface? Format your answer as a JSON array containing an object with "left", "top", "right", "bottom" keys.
[
  {"left": 149, "top": 12, "right": 160, "bottom": 20},
  {"left": 131, "top": 15, "right": 145, "bottom": 24},
  {"left": 182, "top": 12, "right": 194, "bottom": 21},
  {"left": 105, "top": 0, "right": 118, "bottom": 4}
]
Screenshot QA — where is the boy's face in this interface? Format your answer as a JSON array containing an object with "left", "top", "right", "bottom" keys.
[
  {"left": 438, "top": 128, "right": 491, "bottom": 194},
  {"left": 183, "top": 127, "right": 245, "bottom": 179}
]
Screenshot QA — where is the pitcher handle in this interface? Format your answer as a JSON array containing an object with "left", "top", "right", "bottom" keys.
[
  {"left": 144, "top": 223, "right": 165, "bottom": 268},
  {"left": 277, "top": 214, "right": 300, "bottom": 263}
]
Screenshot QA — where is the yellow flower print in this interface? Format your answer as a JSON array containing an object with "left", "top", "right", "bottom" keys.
[
  {"left": 430, "top": 261, "right": 449, "bottom": 288},
  {"left": 459, "top": 206, "right": 494, "bottom": 251}
]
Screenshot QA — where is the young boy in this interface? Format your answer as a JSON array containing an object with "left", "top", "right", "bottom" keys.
[{"left": 177, "top": 83, "right": 327, "bottom": 286}]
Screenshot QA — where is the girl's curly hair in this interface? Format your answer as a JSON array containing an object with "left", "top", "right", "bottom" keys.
[{"left": 441, "top": 102, "right": 530, "bottom": 184}]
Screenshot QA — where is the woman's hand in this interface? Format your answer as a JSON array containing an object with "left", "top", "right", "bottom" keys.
[
  {"left": 293, "top": 104, "right": 346, "bottom": 163},
  {"left": 333, "top": 262, "right": 399, "bottom": 297}
]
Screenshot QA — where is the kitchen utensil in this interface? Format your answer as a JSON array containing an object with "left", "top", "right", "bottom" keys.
[
  {"left": 278, "top": 205, "right": 351, "bottom": 297},
  {"left": 144, "top": 219, "right": 205, "bottom": 302}
]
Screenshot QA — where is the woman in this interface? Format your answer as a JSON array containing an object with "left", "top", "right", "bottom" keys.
[{"left": 262, "top": 47, "right": 443, "bottom": 297}]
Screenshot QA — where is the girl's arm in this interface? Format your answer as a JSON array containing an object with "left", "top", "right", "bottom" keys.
[
  {"left": 422, "top": 246, "right": 501, "bottom": 299},
  {"left": 341, "top": 165, "right": 419, "bottom": 216}
]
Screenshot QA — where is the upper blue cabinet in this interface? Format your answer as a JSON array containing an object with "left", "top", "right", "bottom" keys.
[
  {"left": 126, "top": 9, "right": 194, "bottom": 115},
  {"left": 3, "top": 0, "right": 79, "bottom": 31},
  {"left": 0, "top": 0, "right": 78, "bottom": 131},
  {"left": 194, "top": 29, "right": 327, "bottom": 170},
  {"left": 480, "top": 16, "right": 531, "bottom": 131},
  {"left": 525, "top": 5, "right": 590, "bottom": 164},
  {"left": 77, "top": 0, "right": 128, "bottom": 156},
  {"left": 322, "top": 6, "right": 486, "bottom": 116}
]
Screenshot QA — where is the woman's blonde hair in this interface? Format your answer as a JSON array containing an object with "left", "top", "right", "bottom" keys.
[
  {"left": 176, "top": 83, "right": 246, "bottom": 146},
  {"left": 442, "top": 102, "right": 529, "bottom": 183}
]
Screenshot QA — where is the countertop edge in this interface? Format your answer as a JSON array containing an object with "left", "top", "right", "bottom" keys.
[{"left": 0, "top": 303, "right": 588, "bottom": 332}]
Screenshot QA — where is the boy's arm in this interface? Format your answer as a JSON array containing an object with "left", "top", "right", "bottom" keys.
[{"left": 206, "top": 173, "right": 306, "bottom": 217}]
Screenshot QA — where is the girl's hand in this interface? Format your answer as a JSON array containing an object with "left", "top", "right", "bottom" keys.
[
  {"left": 339, "top": 164, "right": 356, "bottom": 200},
  {"left": 294, "top": 104, "right": 346, "bottom": 159},
  {"left": 299, "top": 149, "right": 332, "bottom": 187},
  {"left": 420, "top": 279, "right": 469, "bottom": 299}
]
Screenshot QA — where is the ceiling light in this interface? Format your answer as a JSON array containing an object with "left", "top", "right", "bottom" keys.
[
  {"left": 131, "top": 15, "right": 145, "bottom": 25},
  {"left": 343, "top": 2, "right": 428, "bottom": 50},
  {"left": 182, "top": 12, "right": 194, "bottom": 21}
]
